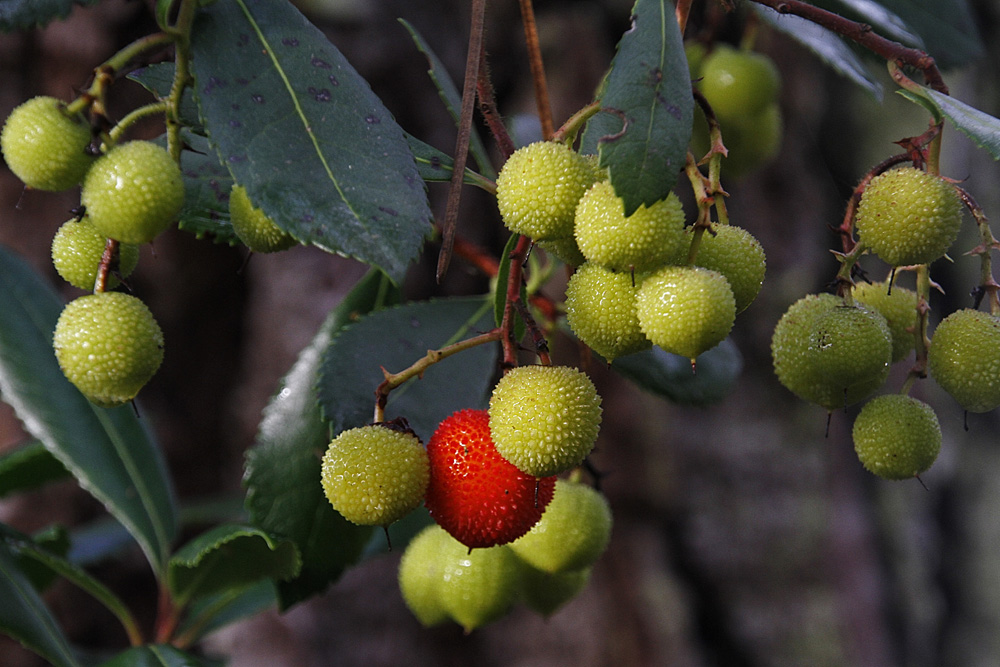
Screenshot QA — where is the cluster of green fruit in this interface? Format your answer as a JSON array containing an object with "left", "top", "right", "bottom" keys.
[
  {"left": 495, "top": 140, "right": 765, "bottom": 364},
  {"left": 320, "top": 365, "right": 611, "bottom": 629}
]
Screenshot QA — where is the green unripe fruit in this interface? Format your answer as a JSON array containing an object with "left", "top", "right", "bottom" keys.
[
  {"left": 855, "top": 167, "right": 963, "bottom": 267},
  {"left": 519, "top": 564, "right": 591, "bottom": 618},
  {"left": 509, "top": 479, "right": 612, "bottom": 574},
  {"left": 228, "top": 185, "right": 297, "bottom": 253},
  {"left": 771, "top": 294, "right": 892, "bottom": 411},
  {"left": 685, "top": 41, "right": 708, "bottom": 80},
  {"left": 852, "top": 282, "right": 918, "bottom": 363},
  {"left": 636, "top": 265, "right": 736, "bottom": 362},
  {"left": 690, "top": 103, "right": 782, "bottom": 178},
  {"left": 565, "top": 262, "right": 651, "bottom": 361},
  {"left": 1, "top": 96, "right": 94, "bottom": 191},
  {"left": 852, "top": 394, "right": 941, "bottom": 480},
  {"left": 53, "top": 292, "right": 164, "bottom": 407},
  {"left": 397, "top": 524, "right": 452, "bottom": 627},
  {"left": 699, "top": 45, "right": 780, "bottom": 120},
  {"left": 676, "top": 224, "right": 766, "bottom": 313},
  {"left": 436, "top": 538, "right": 521, "bottom": 632},
  {"left": 928, "top": 309, "right": 1000, "bottom": 413},
  {"left": 574, "top": 182, "right": 686, "bottom": 272},
  {"left": 495, "top": 141, "right": 597, "bottom": 241},
  {"left": 488, "top": 365, "right": 602, "bottom": 478},
  {"left": 51, "top": 217, "right": 139, "bottom": 290},
  {"left": 81, "top": 141, "right": 185, "bottom": 244},
  {"left": 320, "top": 424, "right": 429, "bottom": 526}
]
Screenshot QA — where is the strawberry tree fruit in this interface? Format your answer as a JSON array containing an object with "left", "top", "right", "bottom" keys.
[
  {"left": 854, "top": 167, "right": 964, "bottom": 267},
  {"left": 51, "top": 217, "right": 139, "bottom": 290},
  {"left": 509, "top": 478, "right": 612, "bottom": 574},
  {"left": 635, "top": 265, "right": 736, "bottom": 362},
  {"left": 771, "top": 294, "right": 892, "bottom": 411},
  {"left": 698, "top": 45, "right": 780, "bottom": 120},
  {"left": 229, "top": 185, "right": 297, "bottom": 253},
  {"left": 53, "top": 292, "right": 164, "bottom": 407},
  {"left": 573, "top": 181, "right": 686, "bottom": 273},
  {"left": 81, "top": 140, "right": 185, "bottom": 244},
  {"left": 488, "top": 365, "right": 602, "bottom": 478},
  {"left": 518, "top": 564, "right": 592, "bottom": 618},
  {"left": 852, "top": 281, "right": 918, "bottom": 363},
  {"left": 397, "top": 523, "right": 452, "bottom": 627},
  {"left": 424, "top": 409, "right": 556, "bottom": 549},
  {"left": 565, "top": 262, "right": 651, "bottom": 361},
  {"left": 852, "top": 394, "right": 941, "bottom": 480},
  {"left": 0, "top": 96, "right": 94, "bottom": 191},
  {"left": 495, "top": 141, "right": 597, "bottom": 241},
  {"left": 320, "top": 423, "right": 429, "bottom": 526},
  {"left": 928, "top": 308, "right": 1000, "bottom": 413},
  {"left": 674, "top": 224, "right": 766, "bottom": 313}
]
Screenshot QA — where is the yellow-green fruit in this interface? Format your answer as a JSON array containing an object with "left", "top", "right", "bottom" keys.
[
  {"left": 509, "top": 479, "right": 612, "bottom": 574},
  {"left": 855, "top": 167, "right": 963, "bottom": 267},
  {"left": 853, "top": 394, "right": 941, "bottom": 480},
  {"left": 53, "top": 292, "right": 164, "bottom": 407},
  {"left": 229, "top": 185, "right": 297, "bottom": 253},
  {"left": 495, "top": 141, "right": 597, "bottom": 241},
  {"left": 320, "top": 424, "right": 429, "bottom": 526},
  {"left": 1, "top": 96, "right": 94, "bottom": 191},
  {"left": 699, "top": 45, "right": 780, "bottom": 120},
  {"left": 676, "top": 224, "right": 766, "bottom": 312},
  {"left": 488, "top": 365, "right": 602, "bottom": 478},
  {"left": 51, "top": 217, "right": 139, "bottom": 290},
  {"left": 397, "top": 524, "right": 452, "bottom": 627},
  {"left": 82, "top": 141, "right": 185, "bottom": 244},
  {"left": 771, "top": 294, "right": 892, "bottom": 411},
  {"left": 685, "top": 41, "right": 708, "bottom": 80},
  {"left": 518, "top": 564, "right": 591, "bottom": 618},
  {"left": 636, "top": 265, "right": 736, "bottom": 361},
  {"left": 437, "top": 539, "right": 521, "bottom": 632},
  {"left": 565, "top": 262, "right": 651, "bottom": 361},
  {"left": 574, "top": 182, "right": 686, "bottom": 272},
  {"left": 852, "top": 282, "right": 918, "bottom": 363},
  {"left": 928, "top": 309, "right": 1000, "bottom": 413}
]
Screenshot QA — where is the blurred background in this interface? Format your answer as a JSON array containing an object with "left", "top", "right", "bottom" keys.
[{"left": 1, "top": 0, "right": 999, "bottom": 665}]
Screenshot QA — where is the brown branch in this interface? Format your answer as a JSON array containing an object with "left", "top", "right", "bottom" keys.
[
  {"left": 500, "top": 235, "right": 535, "bottom": 368},
  {"left": 518, "top": 0, "right": 554, "bottom": 139},
  {"left": 476, "top": 55, "right": 516, "bottom": 160}
]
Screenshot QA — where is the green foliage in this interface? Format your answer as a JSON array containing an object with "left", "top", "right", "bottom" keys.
[
  {"left": 0, "top": 441, "right": 70, "bottom": 499},
  {"left": 0, "top": 0, "right": 101, "bottom": 33}
]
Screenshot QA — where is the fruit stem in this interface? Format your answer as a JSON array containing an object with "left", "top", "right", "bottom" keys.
[
  {"left": 831, "top": 241, "right": 867, "bottom": 302},
  {"left": 500, "top": 235, "right": 541, "bottom": 368},
  {"left": 552, "top": 102, "right": 601, "bottom": 146},
  {"left": 955, "top": 186, "right": 1000, "bottom": 316},
  {"left": 518, "top": 0, "right": 555, "bottom": 140},
  {"left": 901, "top": 263, "right": 932, "bottom": 394},
  {"left": 165, "top": 0, "right": 199, "bottom": 163},
  {"left": 106, "top": 101, "right": 169, "bottom": 145},
  {"left": 93, "top": 239, "right": 120, "bottom": 294}
]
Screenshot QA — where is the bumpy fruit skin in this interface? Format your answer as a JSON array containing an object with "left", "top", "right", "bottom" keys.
[
  {"left": 1, "top": 96, "right": 94, "bottom": 191},
  {"left": 82, "top": 141, "right": 185, "bottom": 244},
  {"left": 676, "top": 224, "right": 766, "bottom": 313},
  {"left": 397, "top": 524, "right": 452, "bottom": 627},
  {"left": 855, "top": 167, "right": 963, "bottom": 267},
  {"left": 928, "top": 309, "right": 1000, "bottom": 413},
  {"left": 636, "top": 265, "right": 736, "bottom": 361},
  {"left": 852, "top": 281, "right": 918, "bottom": 363},
  {"left": 489, "top": 365, "right": 602, "bottom": 478},
  {"left": 229, "top": 185, "right": 297, "bottom": 253},
  {"left": 771, "top": 294, "right": 892, "bottom": 411},
  {"left": 565, "top": 262, "right": 651, "bottom": 361},
  {"left": 425, "top": 409, "right": 555, "bottom": 549},
  {"left": 320, "top": 424, "right": 429, "bottom": 526},
  {"left": 51, "top": 217, "right": 139, "bottom": 290},
  {"left": 574, "top": 182, "right": 686, "bottom": 272},
  {"left": 509, "top": 479, "right": 612, "bottom": 574},
  {"left": 495, "top": 141, "right": 597, "bottom": 241},
  {"left": 853, "top": 394, "right": 941, "bottom": 480},
  {"left": 53, "top": 292, "right": 164, "bottom": 407},
  {"left": 518, "top": 564, "right": 591, "bottom": 618},
  {"left": 699, "top": 45, "right": 780, "bottom": 120}
]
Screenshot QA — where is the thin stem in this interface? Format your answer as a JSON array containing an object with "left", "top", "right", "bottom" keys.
[
  {"left": 901, "top": 264, "right": 932, "bottom": 394},
  {"left": 500, "top": 235, "right": 535, "bottom": 368},
  {"left": 476, "top": 55, "right": 516, "bottom": 160},
  {"left": 956, "top": 186, "right": 1000, "bottom": 316},
  {"left": 552, "top": 102, "right": 601, "bottom": 146},
  {"left": 830, "top": 241, "right": 868, "bottom": 301},
  {"left": 165, "top": 0, "right": 199, "bottom": 162},
  {"left": 93, "top": 239, "right": 120, "bottom": 294},
  {"left": 518, "top": 0, "right": 554, "bottom": 139},
  {"left": 106, "top": 101, "right": 169, "bottom": 144}
]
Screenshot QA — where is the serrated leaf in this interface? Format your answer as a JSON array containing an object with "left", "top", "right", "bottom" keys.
[
  {"left": 168, "top": 524, "right": 300, "bottom": 605},
  {"left": 175, "top": 579, "right": 276, "bottom": 642},
  {"left": 0, "top": 0, "right": 99, "bottom": 33},
  {"left": 98, "top": 645, "right": 223, "bottom": 667},
  {"left": 189, "top": 0, "right": 432, "bottom": 282},
  {"left": 127, "top": 64, "right": 203, "bottom": 132},
  {"left": 317, "top": 297, "right": 498, "bottom": 442},
  {"left": 0, "top": 245, "right": 177, "bottom": 575},
  {"left": 0, "top": 440, "right": 70, "bottom": 498},
  {"left": 900, "top": 87, "right": 1000, "bottom": 160},
  {"left": 581, "top": 0, "right": 693, "bottom": 216},
  {"left": 244, "top": 270, "right": 398, "bottom": 609},
  {"left": 612, "top": 339, "right": 743, "bottom": 406}
]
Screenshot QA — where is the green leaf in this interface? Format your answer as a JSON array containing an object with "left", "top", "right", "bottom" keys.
[
  {"left": 189, "top": 0, "right": 433, "bottom": 282},
  {"left": 406, "top": 134, "right": 495, "bottom": 192},
  {"left": 0, "top": 440, "right": 70, "bottom": 498},
  {"left": 862, "top": 0, "right": 982, "bottom": 69},
  {"left": 127, "top": 64, "right": 203, "bottom": 132},
  {"left": 612, "top": 338, "right": 743, "bottom": 406},
  {"left": 15, "top": 525, "right": 69, "bottom": 591},
  {"left": 175, "top": 579, "right": 276, "bottom": 643},
  {"left": 0, "top": 0, "right": 99, "bottom": 33},
  {"left": 168, "top": 524, "right": 300, "bottom": 605},
  {"left": 176, "top": 132, "right": 238, "bottom": 245},
  {"left": 317, "top": 296, "right": 499, "bottom": 442},
  {"left": 900, "top": 87, "right": 1000, "bottom": 160},
  {"left": 244, "top": 270, "right": 398, "bottom": 609},
  {"left": 0, "top": 244, "right": 177, "bottom": 575},
  {"left": 0, "top": 535, "right": 80, "bottom": 667},
  {"left": 581, "top": 0, "right": 693, "bottom": 216},
  {"left": 98, "top": 645, "right": 223, "bottom": 667}
]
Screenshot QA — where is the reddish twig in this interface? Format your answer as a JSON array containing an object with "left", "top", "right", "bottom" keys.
[
  {"left": 476, "top": 55, "right": 516, "bottom": 160},
  {"left": 518, "top": 0, "right": 554, "bottom": 139}
]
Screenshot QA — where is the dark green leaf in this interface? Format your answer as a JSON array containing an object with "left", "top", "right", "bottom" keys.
[
  {"left": 0, "top": 245, "right": 177, "bottom": 575},
  {"left": 900, "top": 87, "right": 1000, "bottom": 160},
  {"left": 98, "top": 645, "right": 223, "bottom": 667},
  {"left": 244, "top": 270, "right": 397, "bottom": 609},
  {"left": 317, "top": 297, "right": 499, "bottom": 442},
  {"left": 581, "top": 0, "right": 693, "bottom": 216},
  {"left": 189, "top": 0, "right": 433, "bottom": 282},
  {"left": 67, "top": 517, "right": 136, "bottom": 567},
  {"left": 127, "top": 64, "right": 203, "bottom": 132},
  {"left": 612, "top": 338, "right": 743, "bottom": 406},
  {"left": 175, "top": 579, "right": 276, "bottom": 642},
  {"left": 15, "top": 525, "right": 69, "bottom": 591},
  {"left": 176, "top": 132, "right": 238, "bottom": 244},
  {"left": 0, "top": 534, "right": 79, "bottom": 667},
  {"left": 860, "top": 0, "right": 982, "bottom": 69},
  {"left": 0, "top": 0, "right": 99, "bottom": 33},
  {"left": 406, "top": 134, "right": 495, "bottom": 192},
  {"left": 0, "top": 440, "right": 70, "bottom": 498}
]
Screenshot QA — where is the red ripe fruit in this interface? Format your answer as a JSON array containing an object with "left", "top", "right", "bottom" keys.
[{"left": 425, "top": 409, "right": 555, "bottom": 549}]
